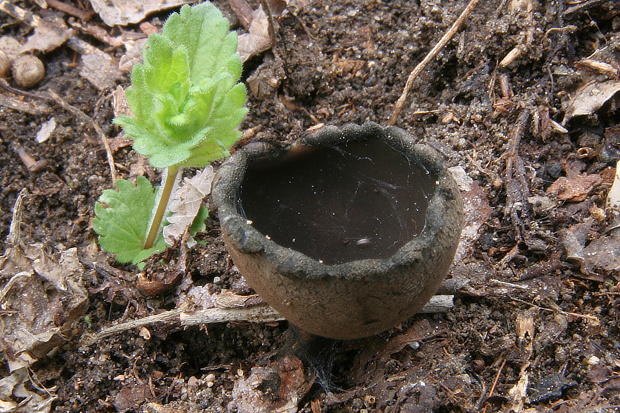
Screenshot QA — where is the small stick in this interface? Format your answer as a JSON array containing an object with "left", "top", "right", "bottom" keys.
[
  {"left": 0, "top": 0, "right": 42, "bottom": 26},
  {"left": 228, "top": 0, "right": 254, "bottom": 30},
  {"left": 46, "top": 0, "right": 94, "bottom": 21},
  {"left": 388, "top": 0, "right": 480, "bottom": 126},
  {"left": 15, "top": 145, "right": 48, "bottom": 172},
  {"left": 564, "top": 0, "right": 609, "bottom": 16},
  {"left": 83, "top": 295, "right": 455, "bottom": 345},
  {"left": 481, "top": 357, "right": 507, "bottom": 413},
  {"left": 510, "top": 297, "right": 600, "bottom": 322},
  {"left": 503, "top": 110, "right": 532, "bottom": 245},
  {"left": 0, "top": 93, "right": 51, "bottom": 115}
]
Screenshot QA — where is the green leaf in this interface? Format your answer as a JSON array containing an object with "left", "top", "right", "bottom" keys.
[
  {"left": 189, "top": 205, "right": 209, "bottom": 236},
  {"left": 115, "top": 2, "right": 247, "bottom": 169},
  {"left": 93, "top": 177, "right": 166, "bottom": 264}
]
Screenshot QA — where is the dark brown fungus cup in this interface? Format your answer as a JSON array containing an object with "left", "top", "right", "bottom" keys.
[{"left": 211, "top": 122, "right": 463, "bottom": 339}]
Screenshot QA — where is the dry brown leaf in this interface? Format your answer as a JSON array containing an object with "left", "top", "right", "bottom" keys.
[
  {"left": 118, "top": 38, "right": 147, "bottom": 73},
  {"left": 163, "top": 166, "right": 214, "bottom": 245},
  {"left": 229, "top": 356, "right": 308, "bottom": 413},
  {"left": 546, "top": 174, "right": 603, "bottom": 202},
  {"left": 113, "top": 383, "right": 152, "bottom": 413},
  {"left": 79, "top": 51, "right": 124, "bottom": 91},
  {"left": 562, "top": 80, "right": 620, "bottom": 125},
  {"left": 20, "top": 15, "right": 73, "bottom": 54},
  {"left": 0, "top": 368, "right": 57, "bottom": 413},
  {"left": 581, "top": 231, "right": 620, "bottom": 276},
  {"left": 238, "top": 7, "right": 272, "bottom": 62},
  {"left": 448, "top": 166, "right": 492, "bottom": 265},
  {"left": 89, "top": 0, "right": 189, "bottom": 26},
  {"left": 561, "top": 219, "right": 620, "bottom": 276},
  {"left": 0, "top": 244, "right": 88, "bottom": 371}
]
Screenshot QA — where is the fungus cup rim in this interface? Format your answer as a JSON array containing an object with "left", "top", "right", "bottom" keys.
[{"left": 212, "top": 122, "right": 462, "bottom": 282}]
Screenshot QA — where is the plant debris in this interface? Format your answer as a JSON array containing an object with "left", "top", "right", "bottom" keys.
[
  {"left": 0, "top": 243, "right": 88, "bottom": 370},
  {"left": 163, "top": 166, "right": 215, "bottom": 245}
]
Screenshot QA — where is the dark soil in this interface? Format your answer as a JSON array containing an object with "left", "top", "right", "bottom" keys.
[{"left": 1, "top": 0, "right": 620, "bottom": 412}]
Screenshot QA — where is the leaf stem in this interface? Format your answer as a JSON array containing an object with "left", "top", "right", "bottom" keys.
[{"left": 144, "top": 165, "right": 179, "bottom": 249}]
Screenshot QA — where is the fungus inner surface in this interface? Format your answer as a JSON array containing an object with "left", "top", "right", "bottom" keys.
[{"left": 238, "top": 138, "right": 437, "bottom": 265}]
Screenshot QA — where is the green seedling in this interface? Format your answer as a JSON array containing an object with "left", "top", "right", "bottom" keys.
[{"left": 93, "top": 2, "right": 247, "bottom": 265}]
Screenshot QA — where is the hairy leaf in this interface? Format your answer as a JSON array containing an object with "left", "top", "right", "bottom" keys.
[
  {"left": 93, "top": 177, "right": 166, "bottom": 264},
  {"left": 115, "top": 3, "right": 247, "bottom": 168}
]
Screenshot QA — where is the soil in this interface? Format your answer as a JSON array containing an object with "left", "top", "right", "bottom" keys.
[{"left": 1, "top": 0, "right": 620, "bottom": 412}]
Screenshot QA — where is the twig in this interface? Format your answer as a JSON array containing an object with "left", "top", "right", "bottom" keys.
[
  {"left": 510, "top": 297, "right": 600, "bottom": 322},
  {"left": 0, "top": 0, "right": 42, "bottom": 26},
  {"left": 228, "top": 0, "right": 254, "bottom": 30},
  {"left": 82, "top": 306, "right": 190, "bottom": 346},
  {"left": 259, "top": 0, "right": 280, "bottom": 60},
  {"left": 180, "top": 303, "right": 283, "bottom": 326},
  {"left": 82, "top": 295, "right": 455, "bottom": 345},
  {"left": 46, "top": 0, "right": 94, "bottom": 21},
  {"left": 564, "top": 0, "right": 611, "bottom": 16},
  {"left": 388, "top": 0, "right": 480, "bottom": 125},
  {"left": 489, "top": 279, "right": 529, "bottom": 291},
  {"left": 503, "top": 110, "right": 532, "bottom": 244},
  {"left": 481, "top": 357, "right": 507, "bottom": 413},
  {"left": 0, "top": 78, "right": 46, "bottom": 100},
  {"left": 0, "top": 92, "right": 51, "bottom": 116}
]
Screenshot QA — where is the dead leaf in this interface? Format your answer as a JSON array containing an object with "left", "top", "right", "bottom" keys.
[
  {"left": 229, "top": 357, "right": 308, "bottom": 413},
  {"left": 89, "top": 0, "right": 189, "bottom": 26},
  {"left": 0, "top": 368, "right": 57, "bottom": 413},
  {"left": 214, "top": 291, "right": 264, "bottom": 308},
  {"left": 137, "top": 269, "right": 183, "bottom": 296},
  {"left": 113, "top": 383, "right": 152, "bottom": 412},
  {"left": 118, "top": 38, "right": 147, "bottom": 73},
  {"left": 377, "top": 319, "right": 442, "bottom": 360},
  {"left": 562, "top": 80, "right": 620, "bottom": 125},
  {"left": 587, "top": 364, "right": 612, "bottom": 384},
  {"left": 278, "top": 355, "right": 310, "bottom": 404},
  {"left": 20, "top": 14, "right": 74, "bottom": 54},
  {"left": 581, "top": 230, "right": 620, "bottom": 275},
  {"left": 106, "top": 136, "right": 133, "bottom": 153},
  {"left": 229, "top": 367, "right": 282, "bottom": 413},
  {"left": 238, "top": 7, "right": 272, "bottom": 62},
  {"left": 112, "top": 85, "right": 132, "bottom": 118},
  {"left": 449, "top": 166, "right": 492, "bottom": 265},
  {"left": 561, "top": 220, "right": 593, "bottom": 265},
  {"left": 79, "top": 51, "right": 123, "bottom": 90},
  {"left": 0, "top": 244, "right": 88, "bottom": 371},
  {"left": 561, "top": 219, "right": 620, "bottom": 276},
  {"left": 546, "top": 174, "right": 604, "bottom": 202},
  {"left": 163, "top": 166, "right": 214, "bottom": 245}
]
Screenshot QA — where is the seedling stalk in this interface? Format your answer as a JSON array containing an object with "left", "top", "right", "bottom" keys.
[{"left": 144, "top": 165, "right": 179, "bottom": 249}]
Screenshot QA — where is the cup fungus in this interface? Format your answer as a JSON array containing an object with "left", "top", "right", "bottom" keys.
[{"left": 212, "top": 122, "right": 463, "bottom": 339}]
